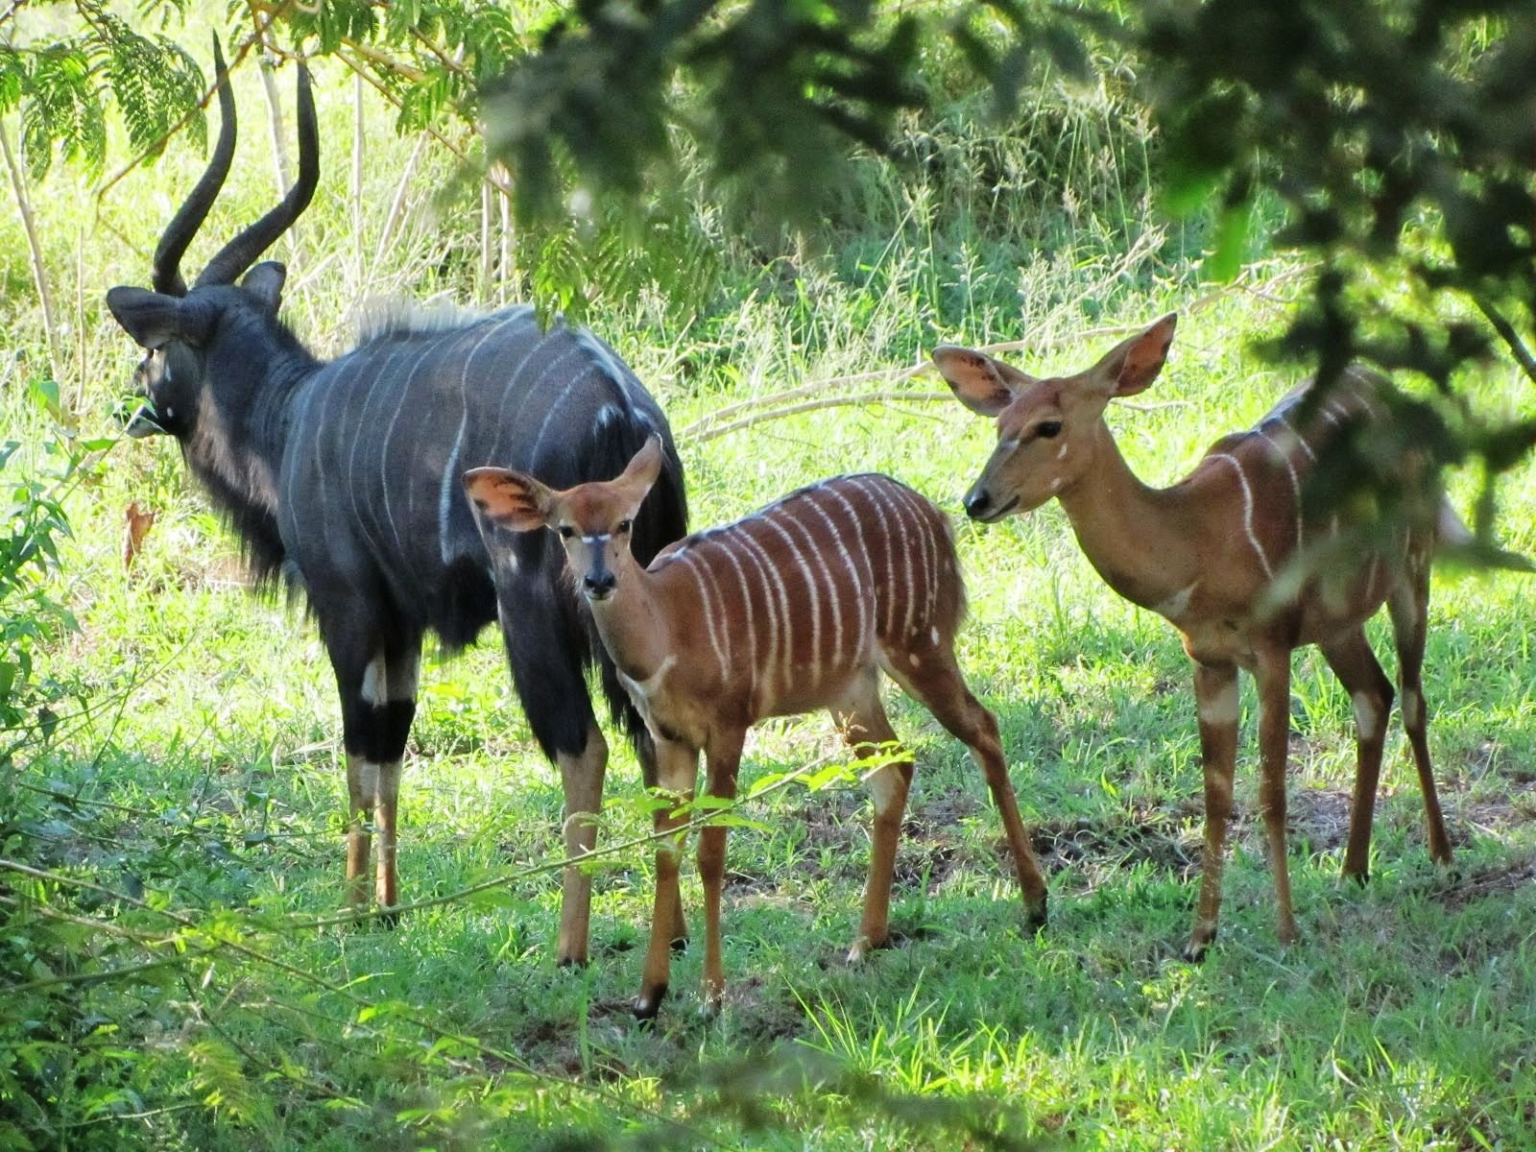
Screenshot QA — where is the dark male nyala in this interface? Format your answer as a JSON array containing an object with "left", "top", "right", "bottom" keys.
[{"left": 105, "top": 42, "right": 688, "bottom": 962}]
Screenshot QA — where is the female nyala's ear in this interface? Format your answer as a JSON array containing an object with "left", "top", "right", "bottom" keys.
[
  {"left": 462, "top": 467, "right": 555, "bottom": 532},
  {"left": 1088, "top": 314, "right": 1177, "bottom": 398},
  {"left": 931, "top": 346, "right": 1029, "bottom": 416}
]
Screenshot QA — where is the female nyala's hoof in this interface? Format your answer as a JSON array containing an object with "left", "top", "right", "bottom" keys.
[
  {"left": 670, "top": 935, "right": 689, "bottom": 954},
  {"left": 1181, "top": 932, "right": 1216, "bottom": 964},
  {"left": 845, "top": 932, "right": 891, "bottom": 965},
  {"left": 555, "top": 954, "right": 591, "bottom": 970}
]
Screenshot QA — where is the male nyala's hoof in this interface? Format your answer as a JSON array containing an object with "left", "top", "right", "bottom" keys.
[
  {"left": 1181, "top": 936, "right": 1213, "bottom": 964},
  {"left": 698, "top": 996, "right": 723, "bottom": 1023},
  {"left": 1341, "top": 864, "right": 1370, "bottom": 888}
]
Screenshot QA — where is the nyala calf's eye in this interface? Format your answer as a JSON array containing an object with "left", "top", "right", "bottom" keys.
[
  {"left": 558, "top": 525, "right": 575, "bottom": 539},
  {"left": 1037, "top": 421, "right": 1063, "bottom": 439},
  {"left": 616, "top": 519, "right": 633, "bottom": 535}
]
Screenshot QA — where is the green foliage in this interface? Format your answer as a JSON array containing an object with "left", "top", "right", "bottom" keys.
[
  {"left": 7, "top": 2, "right": 208, "bottom": 178},
  {"left": 1120, "top": 0, "right": 1536, "bottom": 543},
  {"left": 0, "top": 378, "right": 94, "bottom": 756}
]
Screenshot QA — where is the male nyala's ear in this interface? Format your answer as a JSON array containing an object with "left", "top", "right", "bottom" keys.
[
  {"left": 931, "top": 346, "right": 1028, "bottom": 416},
  {"left": 1090, "top": 313, "right": 1177, "bottom": 398},
  {"left": 463, "top": 467, "right": 554, "bottom": 532},
  {"left": 240, "top": 262, "right": 287, "bottom": 314},
  {"left": 106, "top": 287, "right": 214, "bottom": 351}
]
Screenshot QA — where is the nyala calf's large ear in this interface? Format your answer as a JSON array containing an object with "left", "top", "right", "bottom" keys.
[
  {"left": 618, "top": 435, "right": 666, "bottom": 495},
  {"left": 463, "top": 467, "right": 555, "bottom": 533},
  {"left": 931, "top": 346, "right": 1030, "bottom": 416},
  {"left": 105, "top": 287, "right": 218, "bottom": 351}
]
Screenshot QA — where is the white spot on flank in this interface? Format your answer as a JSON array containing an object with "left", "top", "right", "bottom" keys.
[
  {"left": 1199, "top": 679, "right": 1240, "bottom": 726},
  {"left": 1049, "top": 477, "right": 1063, "bottom": 493},
  {"left": 929, "top": 626, "right": 939, "bottom": 645},
  {"left": 1211, "top": 453, "right": 1274, "bottom": 579},
  {"left": 1056, "top": 442, "right": 1069, "bottom": 460},
  {"left": 1352, "top": 692, "right": 1380, "bottom": 741},
  {"left": 909, "top": 653, "right": 921, "bottom": 667}
]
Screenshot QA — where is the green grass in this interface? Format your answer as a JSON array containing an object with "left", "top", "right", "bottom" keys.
[{"left": 5, "top": 42, "right": 1536, "bottom": 1152}]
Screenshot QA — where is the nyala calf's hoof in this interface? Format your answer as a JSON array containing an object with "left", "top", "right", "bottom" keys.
[
  {"left": 1342, "top": 864, "right": 1371, "bottom": 887},
  {"left": 632, "top": 986, "right": 667, "bottom": 1022}
]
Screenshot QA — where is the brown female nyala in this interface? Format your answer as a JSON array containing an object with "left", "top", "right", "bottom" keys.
[
  {"left": 465, "top": 441, "right": 1048, "bottom": 1018},
  {"left": 935, "top": 314, "right": 1464, "bottom": 960}
]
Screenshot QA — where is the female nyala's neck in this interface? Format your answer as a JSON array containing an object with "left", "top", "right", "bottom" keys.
[{"left": 1054, "top": 420, "right": 1205, "bottom": 613}]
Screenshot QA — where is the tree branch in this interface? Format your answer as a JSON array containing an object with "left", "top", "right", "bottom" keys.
[{"left": 1473, "top": 294, "right": 1536, "bottom": 385}]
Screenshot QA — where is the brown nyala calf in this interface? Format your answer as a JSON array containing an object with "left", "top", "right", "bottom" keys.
[
  {"left": 935, "top": 314, "right": 1462, "bottom": 961},
  {"left": 465, "top": 439, "right": 1048, "bottom": 1018}
]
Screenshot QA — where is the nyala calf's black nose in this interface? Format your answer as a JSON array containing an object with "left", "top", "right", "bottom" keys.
[
  {"left": 584, "top": 572, "right": 617, "bottom": 596},
  {"left": 964, "top": 489, "right": 992, "bottom": 520}
]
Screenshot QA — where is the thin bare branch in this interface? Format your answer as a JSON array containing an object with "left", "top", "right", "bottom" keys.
[
  {"left": 1474, "top": 294, "right": 1536, "bottom": 385},
  {"left": 1, "top": 118, "right": 63, "bottom": 385}
]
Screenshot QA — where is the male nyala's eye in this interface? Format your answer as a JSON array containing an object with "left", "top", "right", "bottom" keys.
[
  {"left": 616, "top": 519, "right": 633, "bottom": 535},
  {"left": 558, "top": 526, "right": 575, "bottom": 539},
  {"left": 1036, "top": 421, "right": 1063, "bottom": 439}
]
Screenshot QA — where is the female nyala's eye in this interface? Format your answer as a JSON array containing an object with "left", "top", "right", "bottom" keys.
[
  {"left": 558, "top": 525, "right": 575, "bottom": 539},
  {"left": 1037, "top": 421, "right": 1063, "bottom": 439},
  {"left": 616, "top": 519, "right": 633, "bottom": 535}
]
